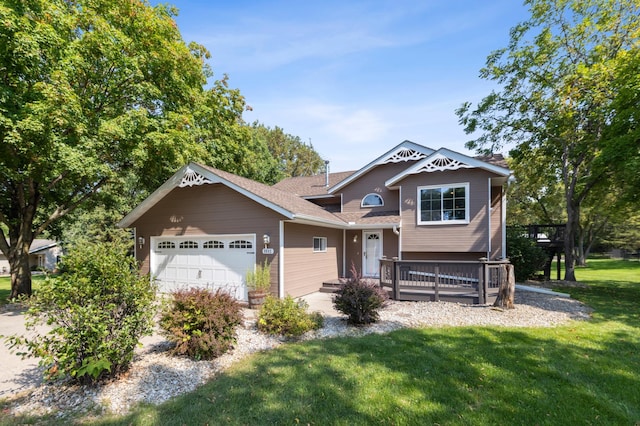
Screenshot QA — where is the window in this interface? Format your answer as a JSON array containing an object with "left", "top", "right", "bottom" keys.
[
  {"left": 230, "top": 240, "right": 252, "bottom": 249},
  {"left": 418, "top": 183, "right": 469, "bottom": 225},
  {"left": 157, "top": 241, "right": 176, "bottom": 249},
  {"left": 313, "top": 237, "right": 327, "bottom": 252},
  {"left": 179, "top": 240, "right": 198, "bottom": 249},
  {"left": 203, "top": 240, "right": 224, "bottom": 249},
  {"left": 361, "top": 193, "right": 384, "bottom": 207}
]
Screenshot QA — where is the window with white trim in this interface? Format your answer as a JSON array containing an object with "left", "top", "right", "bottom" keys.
[
  {"left": 418, "top": 183, "right": 469, "bottom": 225},
  {"left": 230, "top": 240, "right": 252, "bottom": 249},
  {"left": 361, "top": 193, "right": 384, "bottom": 207},
  {"left": 203, "top": 240, "right": 224, "bottom": 249},
  {"left": 313, "top": 237, "right": 327, "bottom": 252},
  {"left": 179, "top": 240, "right": 198, "bottom": 249},
  {"left": 157, "top": 241, "right": 175, "bottom": 249}
]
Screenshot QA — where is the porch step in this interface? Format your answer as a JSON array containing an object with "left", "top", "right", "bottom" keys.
[{"left": 320, "top": 280, "right": 343, "bottom": 293}]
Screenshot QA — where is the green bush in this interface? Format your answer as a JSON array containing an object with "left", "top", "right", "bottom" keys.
[
  {"left": 160, "top": 288, "right": 243, "bottom": 360},
  {"left": 507, "top": 226, "right": 550, "bottom": 282},
  {"left": 257, "top": 295, "right": 323, "bottom": 337},
  {"left": 333, "top": 266, "right": 389, "bottom": 326},
  {"left": 6, "top": 241, "right": 156, "bottom": 384}
]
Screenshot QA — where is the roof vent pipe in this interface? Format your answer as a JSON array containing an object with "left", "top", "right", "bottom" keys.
[{"left": 324, "top": 160, "right": 330, "bottom": 187}]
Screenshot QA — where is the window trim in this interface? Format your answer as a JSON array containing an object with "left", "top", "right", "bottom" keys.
[
  {"left": 313, "top": 236, "right": 327, "bottom": 253},
  {"left": 417, "top": 182, "right": 470, "bottom": 225},
  {"left": 360, "top": 193, "right": 384, "bottom": 208}
]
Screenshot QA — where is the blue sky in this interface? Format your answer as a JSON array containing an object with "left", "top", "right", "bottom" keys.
[{"left": 161, "top": 1, "right": 530, "bottom": 172}]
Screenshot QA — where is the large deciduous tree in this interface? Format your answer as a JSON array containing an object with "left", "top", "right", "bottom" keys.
[
  {"left": 457, "top": 0, "right": 640, "bottom": 281},
  {"left": 0, "top": 0, "right": 212, "bottom": 298}
]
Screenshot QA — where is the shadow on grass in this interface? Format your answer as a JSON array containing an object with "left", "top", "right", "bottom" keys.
[{"left": 75, "top": 322, "right": 640, "bottom": 426}]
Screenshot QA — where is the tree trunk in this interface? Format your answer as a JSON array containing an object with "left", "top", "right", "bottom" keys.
[
  {"left": 9, "top": 242, "right": 33, "bottom": 299},
  {"left": 494, "top": 264, "right": 515, "bottom": 309}
]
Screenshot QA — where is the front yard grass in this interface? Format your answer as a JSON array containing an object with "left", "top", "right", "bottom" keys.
[
  {"left": 3, "top": 258, "right": 640, "bottom": 425},
  {"left": 0, "top": 275, "right": 45, "bottom": 306}
]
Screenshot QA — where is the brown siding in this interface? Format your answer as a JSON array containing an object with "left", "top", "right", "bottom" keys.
[
  {"left": 402, "top": 252, "right": 486, "bottom": 261},
  {"left": 132, "top": 184, "right": 284, "bottom": 294},
  {"left": 490, "top": 186, "right": 503, "bottom": 259},
  {"left": 339, "top": 162, "right": 411, "bottom": 212},
  {"left": 283, "top": 223, "right": 343, "bottom": 297},
  {"left": 399, "top": 169, "right": 494, "bottom": 254}
]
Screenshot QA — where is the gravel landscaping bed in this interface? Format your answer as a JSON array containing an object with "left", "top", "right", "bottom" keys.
[{"left": 3, "top": 290, "right": 592, "bottom": 419}]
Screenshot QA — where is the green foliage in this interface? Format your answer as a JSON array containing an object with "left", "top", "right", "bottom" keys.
[
  {"left": 160, "top": 288, "right": 243, "bottom": 360},
  {"left": 506, "top": 227, "right": 549, "bottom": 282},
  {"left": 246, "top": 259, "right": 271, "bottom": 291},
  {"left": 5, "top": 241, "right": 156, "bottom": 384},
  {"left": 257, "top": 295, "right": 323, "bottom": 338},
  {"left": 333, "top": 266, "right": 389, "bottom": 325},
  {"left": 250, "top": 122, "right": 325, "bottom": 178}
]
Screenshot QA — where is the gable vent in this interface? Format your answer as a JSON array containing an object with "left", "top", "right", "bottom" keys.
[
  {"left": 179, "top": 167, "right": 213, "bottom": 187},
  {"left": 381, "top": 148, "right": 427, "bottom": 164}
]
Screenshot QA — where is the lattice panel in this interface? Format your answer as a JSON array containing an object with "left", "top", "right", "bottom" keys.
[{"left": 179, "top": 167, "right": 213, "bottom": 187}]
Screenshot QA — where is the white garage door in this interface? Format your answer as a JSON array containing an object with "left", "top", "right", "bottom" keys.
[{"left": 150, "top": 235, "right": 256, "bottom": 301}]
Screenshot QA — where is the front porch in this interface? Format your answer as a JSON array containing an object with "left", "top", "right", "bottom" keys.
[{"left": 322, "top": 258, "right": 510, "bottom": 305}]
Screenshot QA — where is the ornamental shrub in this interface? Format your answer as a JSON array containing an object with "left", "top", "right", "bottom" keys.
[
  {"left": 257, "top": 295, "right": 323, "bottom": 337},
  {"left": 5, "top": 241, "right": 157, "bottom": 384},
  {"left": 160, "top": 288, "right": 243, "bottom": 360},
  {"left": 333, "top": 265, "right": 389, "bottom": 326},
  {"left": 507, "top": 226, "right": 549, "bottom": 282}
]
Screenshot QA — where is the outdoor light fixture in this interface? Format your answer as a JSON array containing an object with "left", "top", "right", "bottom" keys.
[
  {"left": 263, "top": 234, "right": 270, "bottom": 247},
  {"left": 138, "top": 236, "right": 145, "bottom": 249},
  {"left": 353, "top": 234, "right": 358, "bottom": 243}
]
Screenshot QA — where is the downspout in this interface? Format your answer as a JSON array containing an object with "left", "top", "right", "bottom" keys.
[
  {"left": 279, "top": 220, "right": 284, "bottom": 298},
  {"left": 342, "top": 229, "right": 346, "bottom": 278},
  {"left": 487, "top": 178, "right": 492, "bottom": 259}
]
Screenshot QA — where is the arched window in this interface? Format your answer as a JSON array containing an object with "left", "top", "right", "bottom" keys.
[
  {"left": 203, "top": 240, "right": 224, "bottom": 249},
  {"left": 179, "top": 240, "right": 198, "bottom": 249},
  {"left": 361, "top": 193, "right": 384, "bottom": 207},
  {"left": 229, "top": 240, "right": 252, "bottom": 249},
  {"left": 157, "top": 241, "right": 175, "bottom": 249}
]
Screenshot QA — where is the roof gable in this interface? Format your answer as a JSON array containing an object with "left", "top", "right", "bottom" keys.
[
  {"left": 385, "top": 148, "right": 512, "bottom": 187},
  {"left": 328, "top": 140, "right": 435, "bottom": 193},
  {"left": 117, "top": 163, "right": 346, "bottom": 228}
]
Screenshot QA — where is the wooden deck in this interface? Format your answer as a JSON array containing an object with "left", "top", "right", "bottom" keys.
[{"left": 322, "top": 259, "right": 510, "bottom": 305}]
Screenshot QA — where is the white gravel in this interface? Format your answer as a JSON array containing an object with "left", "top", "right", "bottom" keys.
[{"left": 2, "top": 290, "right": 592, "bottom": 419}]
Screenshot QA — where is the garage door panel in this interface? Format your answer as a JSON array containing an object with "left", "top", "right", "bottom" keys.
[{"left": 151, "top": 235, "right": 255, "bottom": 301}]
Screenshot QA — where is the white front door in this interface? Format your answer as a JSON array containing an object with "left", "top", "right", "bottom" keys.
[{"left": 362, "top": 231, "right": 382, "bottom": 277}]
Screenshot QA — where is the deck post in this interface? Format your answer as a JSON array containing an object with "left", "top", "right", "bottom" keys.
[
  {"left": 478, "top": 258, "right": 488, "bottom": 304},
  {"left": 394, "top": 261, "right": 401, "bottom": 300},
  {"left": 434, "top": 264, "right": 440, "bottom": 302}
]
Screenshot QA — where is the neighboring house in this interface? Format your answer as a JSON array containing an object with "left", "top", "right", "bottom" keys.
[
  {"left": 118, "top": 140, "right": 512, "bottom": 301},
  {"left": 0, "top": 239, "right": 63, "bottom": 274}
]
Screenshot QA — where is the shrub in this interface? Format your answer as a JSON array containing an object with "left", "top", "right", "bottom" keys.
[
  {"left": 507, "top": 226, "right": 550, "bottom": 282},
  {"left": 257, "top": 295, "right": 323, "bottom": 337},
  {"left": 5, "top": 241, "right": 157, "bottom": 384},
  {"left": 160, "top": 288, "right": 243, "bottom": 360},
  {"left": 333, "top": 266, "right": 389, "bottom": 325}
]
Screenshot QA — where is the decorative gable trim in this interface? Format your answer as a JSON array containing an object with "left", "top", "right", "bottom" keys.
[
  {"left": 412, "top": 153, "right": 473, "bottom": 173},
  {"left": 179, "top": 167, "right": 213, "bottom": 187},
  {"left": 380, "top": 147, "right": 428, "bottom": 164},
  {"left": 385, "top": 148, "right": 511, "bottom": 187},
  {"left": 328, "top": 140, "right": 434, "bottom": 193}
]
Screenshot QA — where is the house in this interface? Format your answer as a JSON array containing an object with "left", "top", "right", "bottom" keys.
[
  {"left": 117, "top": 141, "right": 512, "bottom": 303},
  {"left": 0, "top": 239, "right": 63, "bottom": 275}
]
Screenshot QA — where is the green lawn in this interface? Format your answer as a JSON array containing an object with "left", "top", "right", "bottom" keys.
[
  {"left": 0, "top": 275, "right": 45, "bottom": 305},
  {"left": 3, "top": 259, "right": 640, "bottom": 425}
]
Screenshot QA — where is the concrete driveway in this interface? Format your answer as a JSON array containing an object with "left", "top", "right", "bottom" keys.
[{"left": 0, "top": 305, "right": 45, "bottom": 399}]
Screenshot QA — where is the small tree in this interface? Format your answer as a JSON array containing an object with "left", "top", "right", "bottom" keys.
[
  {"left": 333, "top": 264, "right": 389, "bottom": 326},
  {"left": 507, "top": 226, "right": 548, "bottom": 282},
  {"left": 6, "top": 241, "right": 156, "bottom": 384}
]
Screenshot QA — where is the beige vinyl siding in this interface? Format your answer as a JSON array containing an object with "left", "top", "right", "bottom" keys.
[
  {"left": 339, "top": 162, "right": 411, "bottom": 212},
  {"left": 399, "top": 169, "right": 492, "bottom": 254},
  {"left": 490, "top": 186, "right": 504, "bottom": 259},
  {"left": 344, "top": 228, "right": 399, "bottom": 276},
  {"left": 283, "top": 222, "right": 342, "bottom": 297},
  {"left": 132, "top": 184, "right": 284, "bottom": 294},
  {"left": 402, "top": 252, "right": 486, "bottom": 261}
]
